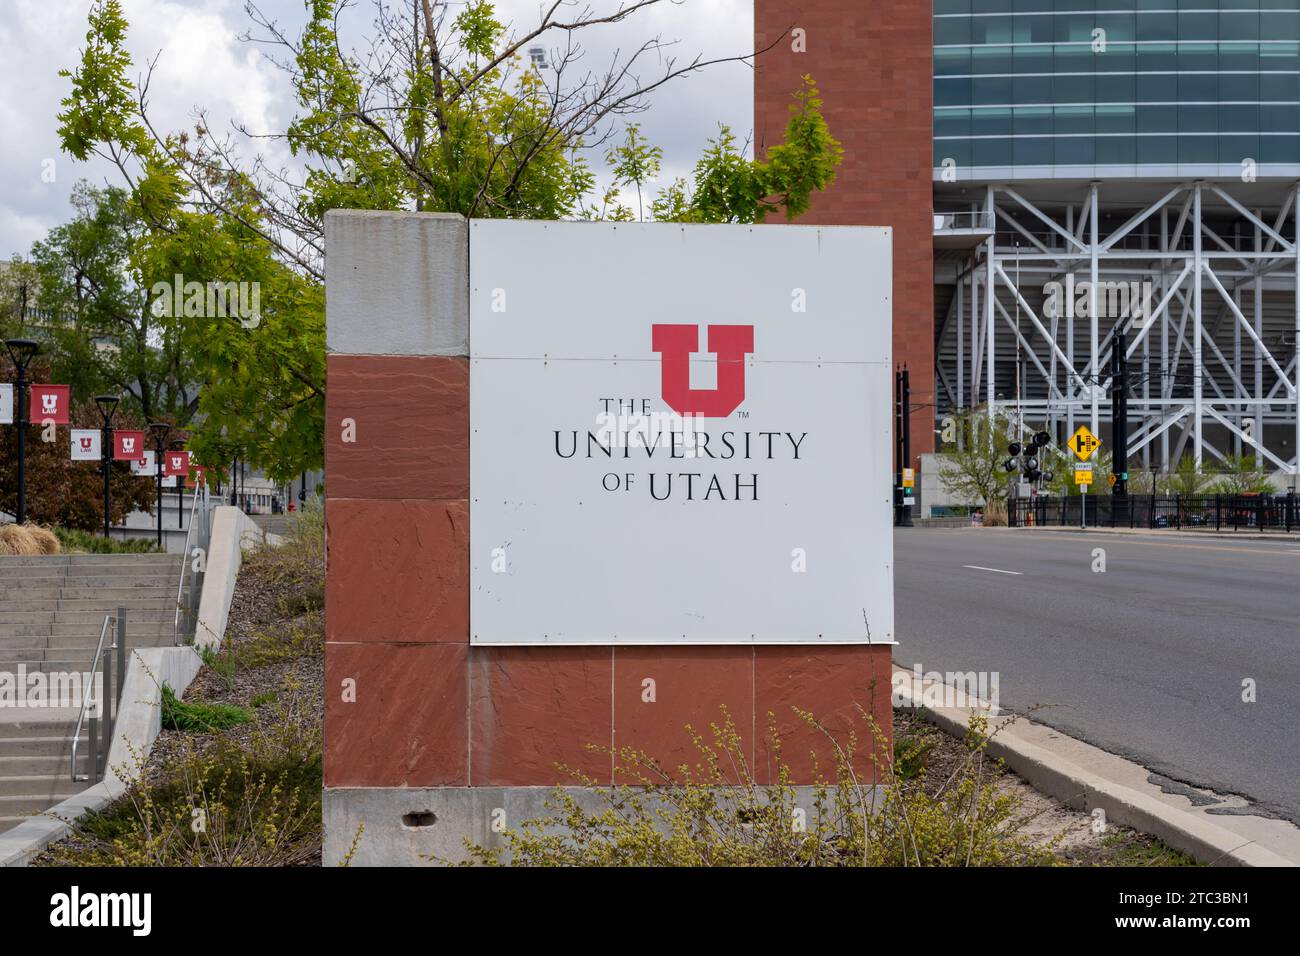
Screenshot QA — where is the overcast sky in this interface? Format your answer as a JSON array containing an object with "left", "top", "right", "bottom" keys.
[{"left": 0, "top": 0, "right": 754, "bottom": 259}]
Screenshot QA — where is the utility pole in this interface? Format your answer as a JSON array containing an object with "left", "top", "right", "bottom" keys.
[
  {"left": 1110, "top": 326, "right": 1131, "bottom": 523},
  {"left": 893, "top": 366, "right": 914, "bottom": 527},
  {"left": 5, "top": 339, "right": 40, "bottom": 524}
]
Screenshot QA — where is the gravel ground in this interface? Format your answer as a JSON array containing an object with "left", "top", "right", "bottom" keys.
[{"left": 140, "top": 540, "right": 324, "bottom": 790}]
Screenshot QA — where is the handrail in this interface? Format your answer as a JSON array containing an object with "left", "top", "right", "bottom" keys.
[
  {"left": 70, "top": 614, "right": 116, "bottom": 782},
  {"left": 173, "top": 484, "right": 208, "bottom": 645}
]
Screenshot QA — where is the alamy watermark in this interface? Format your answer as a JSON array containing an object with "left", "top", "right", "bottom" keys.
[
  {"left": 892, "top": 663, "right": 1000, "bottom": 711},
  {"left": 0, "top": 665, "right": 96, "bottom": 708},
  {"left": 150, "top": 274, "right": 261, "bottom": 329},
  {"left": 1043, "top": 274, "right": 1154, "bottom": 327}
]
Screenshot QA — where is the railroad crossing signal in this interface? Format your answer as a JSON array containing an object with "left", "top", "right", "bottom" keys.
[{"left": 1069, "top": 425, "right": 1102, "bottom": 461}]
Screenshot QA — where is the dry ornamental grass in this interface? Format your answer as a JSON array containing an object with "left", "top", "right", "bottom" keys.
[{"left": 0, "top": 523, "right": 61, "bottom": 555}]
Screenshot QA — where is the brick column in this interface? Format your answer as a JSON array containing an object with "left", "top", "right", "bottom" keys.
[{"left": 755, "top": 1, "right": 935, "bottom": 463}]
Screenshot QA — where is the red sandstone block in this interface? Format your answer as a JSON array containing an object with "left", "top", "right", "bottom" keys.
[
  {"left": 326, "top": 354, "right": 468, "bottom": 499},
  {"left": 324, "top": 642, "right": 468, "bottom": 787},
  {"left": 753, "top": 644, "right": 893, "bottom": 784},
  {"left": 326, "top": 498, "right": 469, "bottom": 643},
  {"left": 468, "top": 647, "right": 613, "bottom": 786},
  {"left": 611, "top": 647, "right": 755, "bottom": 784}
]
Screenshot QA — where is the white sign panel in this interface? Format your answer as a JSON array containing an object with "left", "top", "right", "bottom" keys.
[
  {"left": 0, "top": 383, "right": 12, "bottom": 424},
  {"left": 131, "top": 450, "right": 157, "bottom": 477},
  {"left": 70, "top": 429, "right": 101, "bottom": 461},
  {"left": 469, "top": 220, "right": 894, "bottom": 645}
]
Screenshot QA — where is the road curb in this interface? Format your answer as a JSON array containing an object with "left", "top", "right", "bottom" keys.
[
  {"left": 1009, "top": 526, "right": 1298, "bottom": 541},
  {"left": 891, "top": 667, "right": 1296, "bottom": 867}
]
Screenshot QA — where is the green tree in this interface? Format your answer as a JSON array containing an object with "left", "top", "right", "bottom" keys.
[
  {"left": 606, "top": 124, "right": 662, "bottom": 222},
  {"left": 935, "top": 407, "right": 1020, "bottom": 507},
  {"left": 651, "top": 79, "right": 843, "bottom": 224},
  {"left": 1165, "top": 455, "right": 1213, "bottom": 496},
  {"left": 1043, "top": 446, "right": 1112, "bottom": 497},
  {"left": 55, "top": 0, "right": 842, "bottom": 481},
  {"left": 23, "top": 182, "right": 197, "bottom": 427},
  {"left": 0, "top": 257, "right": 42, "bottom": 339},
  {"left": 1209, "top": 454, "right": 1275, "bottom": 495}
]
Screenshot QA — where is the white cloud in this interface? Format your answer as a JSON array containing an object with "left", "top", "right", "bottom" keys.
[{"left": 0, "top": 0, "right": 752, "bottom": 255}]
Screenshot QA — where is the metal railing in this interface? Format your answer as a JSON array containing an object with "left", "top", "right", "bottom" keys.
[
  {"left": 174, "top": 484, "right": 211, "bottom": 645},
  {"left": 934, "top": 210, "right": 993, "bottom": 232},
  {"left": 70, "top": 608, "right": 127, "bottom": 783},
  {"left": 1010, "top": 493, "right": 1300, "bottom": 532}
]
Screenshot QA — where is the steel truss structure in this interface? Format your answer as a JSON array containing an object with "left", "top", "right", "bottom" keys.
[{"left": 936, "top": 180, "right": 1300, "bottom": 482}]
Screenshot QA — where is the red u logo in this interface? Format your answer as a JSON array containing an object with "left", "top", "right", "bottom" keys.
[{"left": 651, "top": 324, "right": 754, "bottom": 418}]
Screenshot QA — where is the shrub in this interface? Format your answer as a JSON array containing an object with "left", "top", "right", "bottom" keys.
[
  {"left": 52, "top": 526, "right": 162, "bottom": 554},
  {"left": 160, "top": 684, "right": 252, "bottom": 732},
  {"left": 452, "top": 708, "right": 1057, "bottom": 867},
  {"left": 242, "top": 498, "right": 324, "bottom": 605},
  {"left": 236, "top": 613, "right": 324, "bottom": 670},
  {"left": 40, "top": 700, "right": 321, "bottom": 867}
]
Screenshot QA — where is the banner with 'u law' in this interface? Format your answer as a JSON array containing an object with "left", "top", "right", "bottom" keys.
[
  {"left": 70, "top": 429, "right": 101, "bottom": 461},
  {"left": 163, "top": 450, "right": 190, "bottom": 477},
  {"left": 29, "top": 385, "right": 70, "bottom": 425},
  {"left": 0, "top": 383, "right": 12, "bottom": 424},
  {"left": 114, "top": 430, "right": 146, "bottom": 460},
  {"left": 130, "top": 450, "right": 157, "bottom": 477}
]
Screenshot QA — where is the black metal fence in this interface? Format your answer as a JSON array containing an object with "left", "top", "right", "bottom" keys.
[{"left": 1010, "top": 494, "right": 1300, "bottom": 532}]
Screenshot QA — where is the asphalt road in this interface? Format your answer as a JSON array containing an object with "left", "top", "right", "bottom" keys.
[{"left": 894, "top": 528, "right": 1300, "bottom": 824}]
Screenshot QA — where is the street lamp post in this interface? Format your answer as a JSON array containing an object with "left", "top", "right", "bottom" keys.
[
  {"left": 94, "top": 395, "right": 120, "bottom": 539},
  {"left": 94, "top": 392, "right": 120, "bottom": 538},
  {"left": 148, "top": 422, "right": 171, "bottom": 549},
  {"left": 5, "top": 339, "right": 41, "bottom": 524}
]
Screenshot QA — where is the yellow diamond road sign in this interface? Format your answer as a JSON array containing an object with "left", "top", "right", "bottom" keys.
[{"left": 1069, "top": 425, "right": 1102, "bottom": 461}]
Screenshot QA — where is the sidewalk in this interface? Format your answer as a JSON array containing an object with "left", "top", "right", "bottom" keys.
[{"left": 1015, "top": 525, "right": 1299, "bottom": 541}]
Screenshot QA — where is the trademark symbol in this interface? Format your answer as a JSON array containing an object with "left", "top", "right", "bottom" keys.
[{"left": 736, "top": 410, "right": 749, "bottom": 419}]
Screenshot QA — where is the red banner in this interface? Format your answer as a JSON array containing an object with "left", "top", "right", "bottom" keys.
[
  {"left": 29, "top": 385, "right": 70, "bottom": 425},
  {"left": 185, "top": 465, "right": 207, "bottom": 490},
  {"left": 113, "top": 430, "right": 146, "bottom": 461},
  {"left": 163, "top": 449, "right": 190, "bottom": 478}
]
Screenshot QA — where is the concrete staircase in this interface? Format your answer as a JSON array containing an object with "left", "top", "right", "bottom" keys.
[
  {"left": 251, "top": 513, "right": 291, "bottom": 537},
  {"left": 0, "top": 553, "right": 188, "bottom": 833}
]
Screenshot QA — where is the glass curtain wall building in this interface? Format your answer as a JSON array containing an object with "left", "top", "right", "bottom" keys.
[
  {"left": 933, "top": 0, "right": 1300, "bottom": 485},
  {"left": 936, "top": 1, "right": 1300, "bottom": 175}
]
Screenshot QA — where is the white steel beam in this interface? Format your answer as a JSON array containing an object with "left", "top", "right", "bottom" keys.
[
  {"left": 1193, "top": 183, "right": 1203, "bottom": 469},
  {"left": 1201, "top": 263, "right": 1295, "bottom": 394},
  {"left": 1089, "top": 181, "right": 1100, "bottom": 436},
  {"left": 1202, "top": 406, "right": 1293, "bottom": 473},
  {"left": 1100, "top": 185, "right": 1184, "bottom": 252},
  {"left": 1210, "top": 185, "right": 1295, "bottom": 253},
  {"left": 1004, "top": 186, "right": 1089, "bottom": 253}
]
